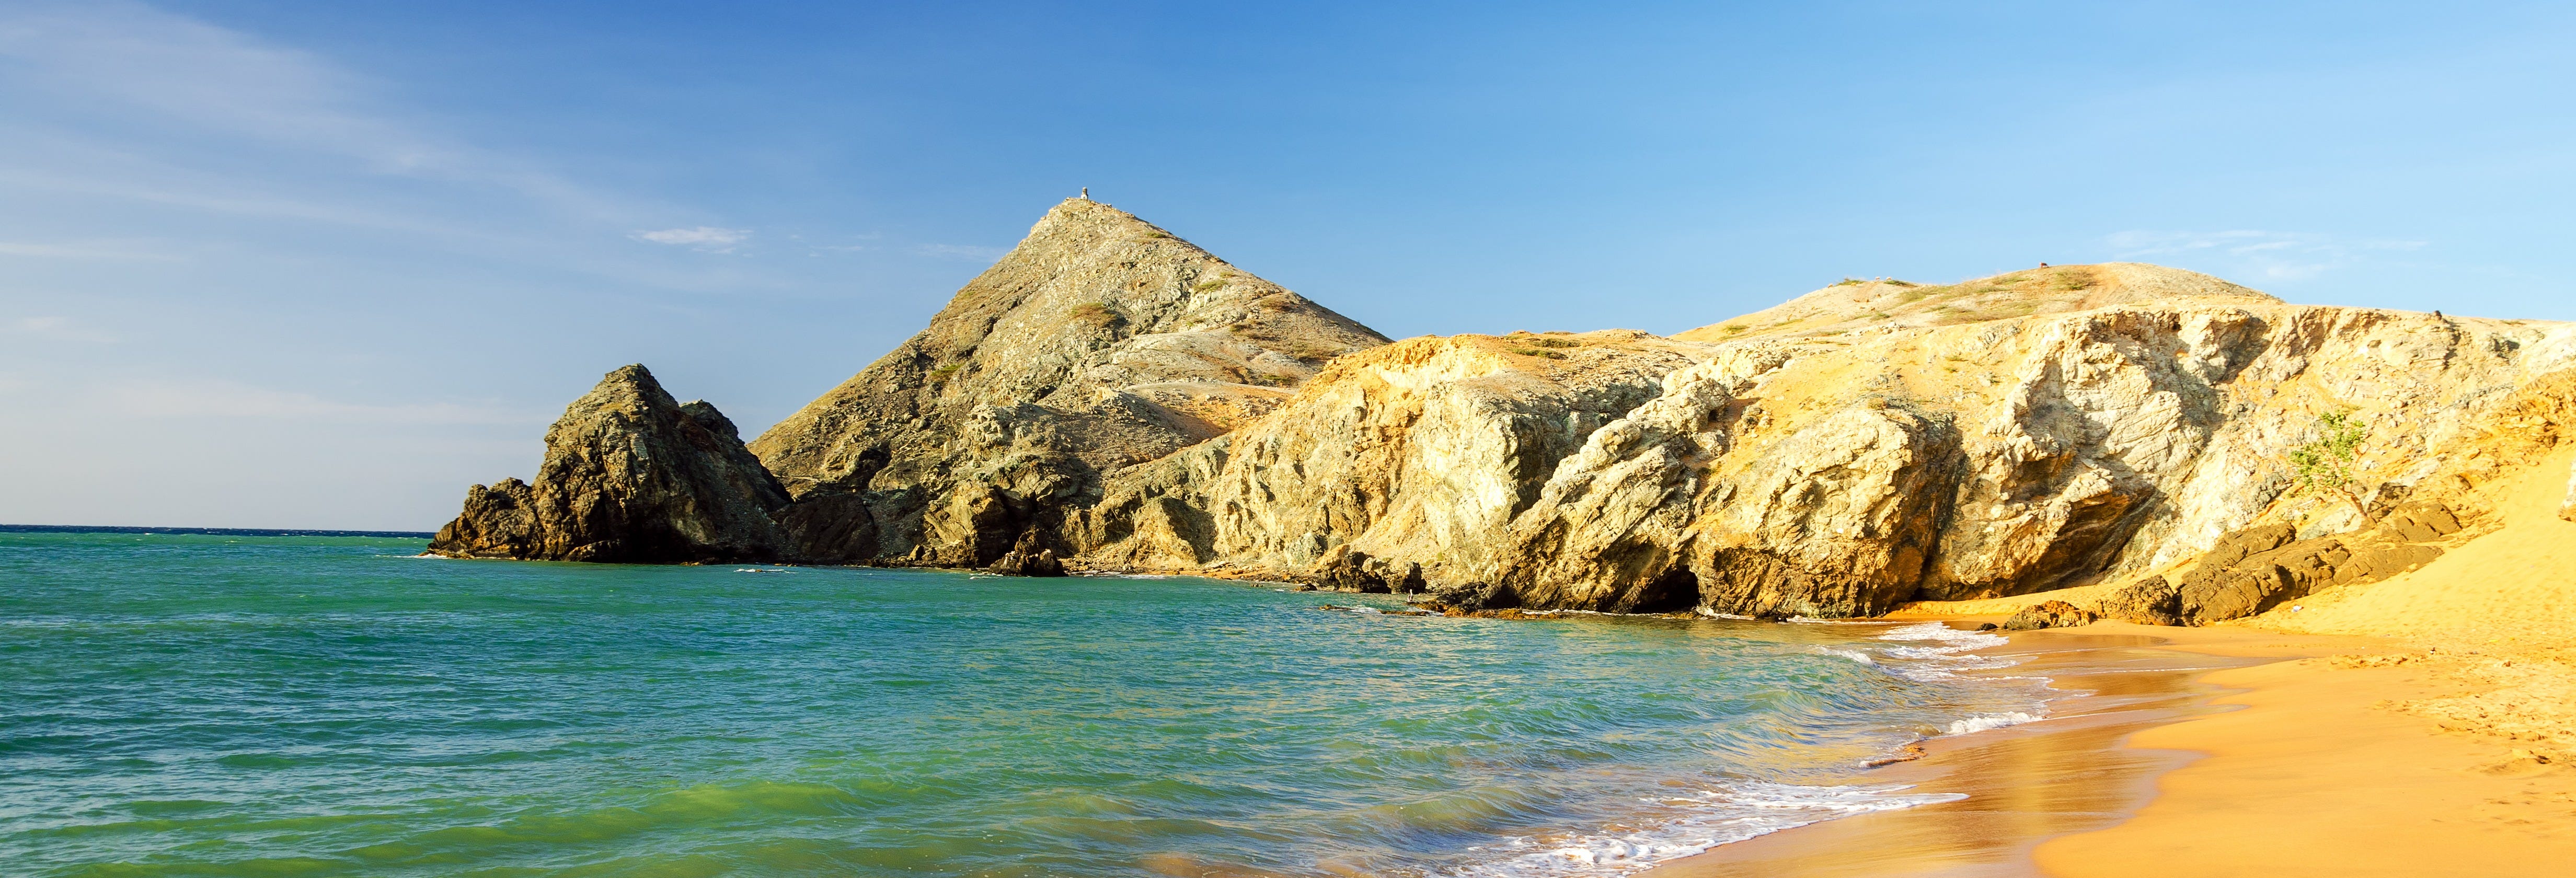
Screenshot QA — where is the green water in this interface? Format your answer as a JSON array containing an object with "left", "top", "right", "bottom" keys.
[{"left": 1, "top": 531, "right": 2044, "bottom": 877}]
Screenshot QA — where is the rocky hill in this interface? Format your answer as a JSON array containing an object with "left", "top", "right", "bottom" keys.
[
  {"left": 430, "top": 200, "right": 2576, "bottom": 623},
  {"left": 741, "top": 198, "right": 1386, "bottom": 567}
]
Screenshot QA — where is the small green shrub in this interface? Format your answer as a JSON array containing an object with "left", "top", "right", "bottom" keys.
[{"left": 2288, "top": 410, "right": 2374, "bottom": 522}]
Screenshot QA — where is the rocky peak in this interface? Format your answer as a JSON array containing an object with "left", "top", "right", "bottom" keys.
[
  {"left": 747, "top": 198, "right": 1391, "bottom": 565},
  {"left": 429, "top": 365, "right": 792, "bottom": 563}
]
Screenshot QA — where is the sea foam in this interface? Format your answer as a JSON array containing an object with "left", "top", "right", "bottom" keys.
[
  {"left": 1443, "top": 782, "right": 1965, "bottom": 877},
  {"left": 1946, "top": 711, "right": 2045, "bottom": 735}
]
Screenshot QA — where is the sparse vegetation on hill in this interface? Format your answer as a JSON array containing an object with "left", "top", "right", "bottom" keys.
[{"left": 2290, "top": 410, "right": 2375, "bottom": 523}]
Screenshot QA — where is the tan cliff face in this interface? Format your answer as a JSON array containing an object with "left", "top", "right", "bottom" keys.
[
  {"left": 432, "top": 201, "right": 2576, "bottom": 621},
  {"left": 1065, "top": 331, "right": 1709, "bottom": 585},
  {"left": 744, "top": 198, "right": 1388, "bottom": 566},
  {"left": 1070, "top": 264, "right": 2576, "bottom": 617}
]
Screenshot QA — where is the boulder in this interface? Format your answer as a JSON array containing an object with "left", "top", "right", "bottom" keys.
[
  {"left": 2002, "top": 600, "right": 2098, "bottom": 630},
  {"left": 985, "top": 531, "right": 1067, "bottom": 577},
  {"left": 1317, "top": 548, "right": 1426, "bottom": 594},
  {"left": 2098, "top": 575, "right": 2181, "bottom": 626},
  {"left": 429, "top": 365, "right": 793, "bottom": 563},
  {"left": 2377, "top": 500, "right": 2464, "bottom": 542}
]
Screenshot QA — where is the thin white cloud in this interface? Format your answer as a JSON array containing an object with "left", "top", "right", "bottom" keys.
[
  {"left": 911, "top": 243, "right": 1008, "bottom": 262},
  {"left": 631, "top": 226, "right": 752, "bottom": 252},
  {"left": 0, "top": 240, "right": 181, "bottom": 261},
  {"left": 0, "top": 1, "right": 654, "bottom": 226},
  {"left": 103, "top": 377, "right": 540, "bottom": 424},
  {"left": 2104, "top": 230, "right": 2426, "bottom": 282},
  {"left": 3, "top": 316, "right": 116, "bottom": 342}
]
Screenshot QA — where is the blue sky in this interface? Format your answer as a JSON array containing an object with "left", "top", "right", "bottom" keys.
[{"left": 5, "top": 1, "right": 2573, "bottom": 529}]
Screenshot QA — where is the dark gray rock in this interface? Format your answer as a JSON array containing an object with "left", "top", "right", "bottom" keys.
[
  {"left": 986, "top": 530, "right": 1067, "bottom": 577},
  {"left": 430, "top": 365, "right": 793, "bottom": 563}
]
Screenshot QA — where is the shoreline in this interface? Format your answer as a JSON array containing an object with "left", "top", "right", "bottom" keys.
[
  {"left": 1659, "top": 621, "right": 2576, "bottom": 877},
  {"left": 1666, "top": 444, "right": 2576, "bottom": 876},
  {"left": 1651, "top": 622, "right": 2283, "bottom": 878}
]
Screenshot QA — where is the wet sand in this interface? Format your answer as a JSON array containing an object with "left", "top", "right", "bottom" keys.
[
  {"left": 1661, "top": 623, "right": 2576, "bottom": 877},
  {"left": 1655, "top": 628, "right": 2271, "bottom": 878}
]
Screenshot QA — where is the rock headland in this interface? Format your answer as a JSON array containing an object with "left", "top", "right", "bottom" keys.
[
  {"left": 431, "top": 364, "right": 792, "bottom": 563},
  {"left": 433, "top": 199, "right": 2576, "bottom": 626}
]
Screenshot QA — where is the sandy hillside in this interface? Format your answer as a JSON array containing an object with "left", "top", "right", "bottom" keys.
[
  {"left": 1675, "top": 262, "right": 2272, "bottom": 342},
  {"left": 2245, "top": 444, "right": 2576, "bottom": 755}
]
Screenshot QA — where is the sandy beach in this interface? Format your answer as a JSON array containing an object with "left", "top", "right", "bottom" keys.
[{"left": 1668, "top": 446, "right": 2576, "bottom": 876}]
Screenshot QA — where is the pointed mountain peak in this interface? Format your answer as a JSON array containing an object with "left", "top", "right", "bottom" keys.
[{"left": 749, "top": 200, "right": 1394, "bottom": 563}]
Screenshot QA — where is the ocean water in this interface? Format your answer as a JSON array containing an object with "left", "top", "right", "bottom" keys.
[{"left": 0, "top": 531, "right": 2050, "bottom": 877}]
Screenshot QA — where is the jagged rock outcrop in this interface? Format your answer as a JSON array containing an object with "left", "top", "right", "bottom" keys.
[
  {"left": 747, "top": 198, "right": 1387, "bottom": 567},
  {"left": 985, "top": 530, "right": 1066, "bottom": 577},
  {"left": 2002, "top": 600, "right": 2098, "bottom": 630},
  {"left": 2117, "top": 501, "right": 2462, "bottom": 625},
  {"left": 430, "top": 365, "right": 792, "bottom": 563},
  {"left": 1067, "top": 263, "right": 2576, "bottom": 617}
]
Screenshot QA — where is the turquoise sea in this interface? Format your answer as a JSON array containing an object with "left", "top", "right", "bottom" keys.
[{"left": 1, "top": 530, "right": 2049, "bottom": 877}]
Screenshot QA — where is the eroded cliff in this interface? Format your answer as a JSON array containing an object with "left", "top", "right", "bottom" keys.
[{"left": 1070, "top": 265, "right": 2576, "bottom": 617}]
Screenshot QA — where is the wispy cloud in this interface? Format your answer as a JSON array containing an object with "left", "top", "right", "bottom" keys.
[
  {"left": 102, "top": 378, "right": 540, "bottom": 424},
  {"left": 2104, "top": 229, "right": 2425, "bottom": 281},
  {"left": 631, "top": 226, "right": 752, "bottom": 252},
  {"left": 3, "top": 316, "right": 116, "bottom": 342},
  {"left": 911, "top": 242, "right": 1007, "bottom": 262},
  {"left": 0, "top": 1, "right": 655, "bottom": 229},
  {"left": 0, "top": 240, "right": 181, "bottom": 261}
]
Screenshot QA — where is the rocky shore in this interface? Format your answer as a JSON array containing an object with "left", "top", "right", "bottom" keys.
[{"left": 432, "top": 197, "right": 2576, "bottom": 631}]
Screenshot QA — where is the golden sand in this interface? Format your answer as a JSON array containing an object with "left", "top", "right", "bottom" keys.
[{"left": 1673, "top": 446, "right": 2576, "bottom": 875}]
